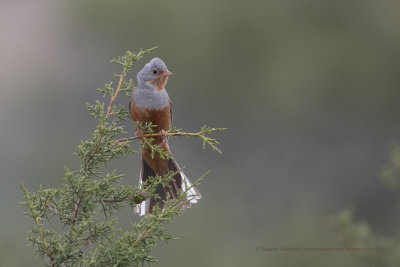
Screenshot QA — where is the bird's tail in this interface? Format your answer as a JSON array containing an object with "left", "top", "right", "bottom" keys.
[{"left": 134, "top": 158, "right": 201, "bottom": 216}]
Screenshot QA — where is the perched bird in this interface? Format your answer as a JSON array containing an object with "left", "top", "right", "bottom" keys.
[{"left": 130, "top": 58, "right": 201, "bottom": 216}]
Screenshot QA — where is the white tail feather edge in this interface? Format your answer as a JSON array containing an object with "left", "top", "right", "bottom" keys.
[
  {"left": 134, "top": 167, "right": 201, "bottom": 216},
  {"left": 134, "top": 170, "right": 149, "bottom": 216},
  {"left": 180, "top": 170, "right": 201, "bottom": 203},
  {"left": 174, "top": 161, "right": 201, "bottom": 203}
]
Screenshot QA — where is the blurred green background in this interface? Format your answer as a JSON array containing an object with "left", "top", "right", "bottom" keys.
[{"left": 1, "top": 0, "right": 400, "bottom": 266}]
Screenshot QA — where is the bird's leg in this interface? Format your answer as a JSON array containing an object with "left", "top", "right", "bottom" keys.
[
  {"left": 159, "top": 129, "right": 168, "bottom": 143},
  {"left": 136, "top": 128, "right": 142, "bottom": 137},
  {"left": 136, "top": 128, "right": 143, "bottom": 142}
]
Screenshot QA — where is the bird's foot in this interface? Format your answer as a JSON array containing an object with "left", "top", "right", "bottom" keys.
[
  {"left": 136, "top": 129, "right": 142, "bottom": 137},
  {"left": 159, "top": 129, "right": 168, "bottom": 142}
]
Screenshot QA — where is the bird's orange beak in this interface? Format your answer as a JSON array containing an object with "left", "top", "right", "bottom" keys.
[{"left": 161, "top": 71, "right": 172, "bottom": 77}]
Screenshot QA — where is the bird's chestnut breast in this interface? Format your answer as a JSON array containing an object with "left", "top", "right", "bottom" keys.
[{"left": 131, "top": 102, "right": 172, "bottom": 134}]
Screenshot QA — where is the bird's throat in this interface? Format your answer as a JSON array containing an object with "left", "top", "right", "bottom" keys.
[{"left": 149, "top": 76, "right": 167, "bottom": 91}]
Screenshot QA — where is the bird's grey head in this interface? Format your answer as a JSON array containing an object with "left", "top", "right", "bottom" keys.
[{"left": 137, "top": 58, "right": 172, "bottom": 91}]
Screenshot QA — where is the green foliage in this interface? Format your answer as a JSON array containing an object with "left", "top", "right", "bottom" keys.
[
  {"left": 197, "top": 126, "right": 226, "bottom": 154},
  {"left": 332, "top": 147, "right": 400, "bottom": 267},
  {"left": 20, "top": 48, "right": 224, "bottom": 267},
  {"left": 333, "top": 209, "right": 400, "bottom": 266}
]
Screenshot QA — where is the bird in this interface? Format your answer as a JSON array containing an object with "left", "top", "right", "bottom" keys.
[{"left": 130, "top": 57, "right": 201, "bottom": 216}]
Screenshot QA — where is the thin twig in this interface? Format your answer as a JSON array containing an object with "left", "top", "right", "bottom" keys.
[
  {"left": 81, "top": 227, "right": 97, "bottom": 247},
  {"left": 131, "top": 228, "right": 153, "bottom": 248},
  {"left": 70, "top": 197, "right": 82, "bottom": 225},
  {"left": 94, "top": 190, "right": 147, "bottom": 204},
  {"left": 114, "top": 130, "right": 224, "bottom": 154},
  {"left": 85, "top": 135, "right": 107, "bottom": 165},
  {"left": 46, "top": 200, "right": 61, "bottom": 217},
  {"left": 106, "top": 72, "right": 125, "bottom": 117},
  {"left": 84, "top": 70, "right": 125, "bottom": 165},
  {"left": 115, "top": 131, "right": 205, "bottom": 143}
]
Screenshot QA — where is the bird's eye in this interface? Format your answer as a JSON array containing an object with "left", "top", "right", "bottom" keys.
[{"left": 152, "top": 69, "right": 158, "bottom": 75}]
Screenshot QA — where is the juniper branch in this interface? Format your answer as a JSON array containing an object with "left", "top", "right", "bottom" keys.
[
  {"left": 115, "top": 126, "right": 227, "bottom": 154},
  {"left": 130, "top": 172, "right": 208, "bottom": 248},
  {"left": 20, "top": 182, "right": 55, "bottom": 267},
  {"left": 19, "top": 48, "right": 224, "bottom": 267}
]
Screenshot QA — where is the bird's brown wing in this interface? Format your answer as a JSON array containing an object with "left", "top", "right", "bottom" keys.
[
  {"left": 169, "top": 99, "right": 173, "bottom": 124},
  {"left": 129, "top": 98, "right": 134, "bottom": 120}
]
